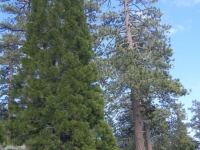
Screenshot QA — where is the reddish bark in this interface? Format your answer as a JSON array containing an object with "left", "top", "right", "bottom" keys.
[
  {"left": 131, "top": 89, "right": 145, "bottom": 150},
  {"left": 124, "top": 0, "right": 146, "bottom": 149},
  {"left": 144, "top": 122, "right": 153, "bottom": 150}
]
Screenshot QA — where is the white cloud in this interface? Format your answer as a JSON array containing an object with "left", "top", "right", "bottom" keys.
[
  {"left": 173, "top": 0, "right": 200, "bottom": 6},
  {"left": 168, "top": 25, "right": 184, "bottom": 35},
  {"left": 169, "top": 28, "right": 177, "bottom": 35},
  {"left": 177, "top": 25, "right": 184, "bottom": 30}
]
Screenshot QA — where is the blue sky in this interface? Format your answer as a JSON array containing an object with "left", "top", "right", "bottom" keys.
[{"left": 155, "top": 0, "right": 200, "bottom": 127}]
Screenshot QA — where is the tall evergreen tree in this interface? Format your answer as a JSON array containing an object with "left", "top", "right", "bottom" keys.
[
  {"left": 8, "top": 0, "right": 118, "bottom": 149},
  {"left": 96, "top": 0, "right": 187, "bottom": 149}
]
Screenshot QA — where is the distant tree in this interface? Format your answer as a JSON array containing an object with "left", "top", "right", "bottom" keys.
[
  {"left": 152, "top": 103, "right": 195, "bottom": 150},
  {"left": 189, "top": 100, "right": 200, "bottom": 140},
  {"left": 0, "top": 0, "right": 30, "bottom": 142},
  {"left": 8, "top": 0, "right": 118, "bottom": 149}
]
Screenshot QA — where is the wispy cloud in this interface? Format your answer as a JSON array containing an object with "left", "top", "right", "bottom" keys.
[
  {"left": 173, "top": 0, "right": 200, "bottom": 6},
  {"left": 169, "top": 28, "right": 176, "bottom": 35},
  {"left": 176, "top": 25, "right": 184, "bottom": 30},
  {"left": 185, "top": 20, "right": 192, "bottom": 29},
  {"left": 168, "top": 25, "right": 184, "bottom": 35}
]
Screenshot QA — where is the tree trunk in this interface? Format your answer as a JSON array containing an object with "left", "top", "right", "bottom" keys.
[
  {"left": 132, "top": 89, "right": 145, "bottom": 150},
  {"left": 144, "top": 122, "right": 153, "bottom": 150},
  {"left": 124, "top": 0, "right": 145, "bottom": 149},
  {"left": 124, "top": 0, "right": 133, "bottom": 49}
]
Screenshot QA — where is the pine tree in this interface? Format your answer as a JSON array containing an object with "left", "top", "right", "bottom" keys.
[
  {"left": 95, "top": 0, "right": 187, "bottom": 149},
  {"left": 0, "top": 0, "right": 30, "bottom": 142},
  {"left": 152, "top": 103, "right": 195, "bottom": 150},
  {"left": 189, "top": 100, "right": 200, "bottom": 140},
  {"left": 8, "top": 0, "right": 118, "bottom": 149}
]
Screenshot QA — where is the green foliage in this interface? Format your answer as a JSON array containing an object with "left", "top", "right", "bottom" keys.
[
  {"left": 152, "top": 103, "right": 195, "bottom": 150},
  {"left": 189, "top": 100, "right": 200, "bottom": 139},
  {"left": 0, "top": 121, "right": 6, "bottom": 144},
  {"left": 8, "top": 0, "right": 118, "bottom": 149}
]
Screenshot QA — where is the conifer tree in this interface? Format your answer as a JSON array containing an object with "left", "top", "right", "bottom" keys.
[
  {"left": 0, "top": 33, "right": 21, "bottom": 142},
  {"left": 95, "top": 0, "right": 187, "bottom": 149},
  {"left": 0, "top": 0, "right": 30, "bottom": 142},
  {"left": 8, "top": 0, "right": 118, "bottom": 149},
  {"left": 0, "top": 0, "right": 113, "bottom": 145},
  {"left": 152, "top": 103, "right": 195, "bottom": 150},
  {"left": 189, "top": 100, "right": 200, "bottom": 140}
]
